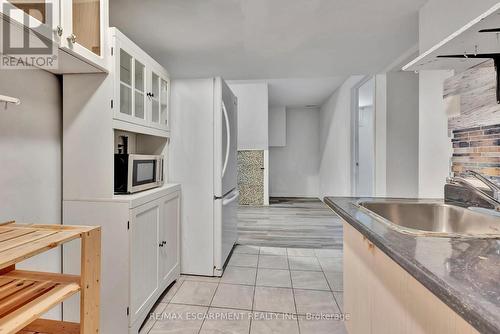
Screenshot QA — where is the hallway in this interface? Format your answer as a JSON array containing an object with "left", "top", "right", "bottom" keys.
[{"left": 237, "top": 198, "right": 343, "bottom": 249}]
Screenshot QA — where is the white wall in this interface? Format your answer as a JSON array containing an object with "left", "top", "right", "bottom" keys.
[
  {"left": 269, "top": 108, "right": 320, "bottom": 197},
  {"left": 416, "top": 0, "right": 494, "bottom": 197},
  {"left": 357, "top": 106, "right": 374, "bottom": 196},
  {"left": 0, "top": 69, "right": 62, "bottom": 317},
  {"left": 319, "top": 76, "right": 363, "bottom": 199},
  {"left": 227, "top": 81, "right": 269, "bottom": 150},
  {"left": 418, "top": 70, "right": 453, "bottom": 198},
  {"left": 269, "top": 106, "right": 286, "bottom": 147},
  {"left": 356, "top": 78, "right": 375, "bottom": 197},
  {"left": 386, "top": 71, "right": 419, "bottom": 198},
  {"left": 374, "top": 74, "right": 387, "bottom": 197}
]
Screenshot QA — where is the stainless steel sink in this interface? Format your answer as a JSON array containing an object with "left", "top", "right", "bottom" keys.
[{"left": 357, "top": 201, "right": 500, "bottom": 238}]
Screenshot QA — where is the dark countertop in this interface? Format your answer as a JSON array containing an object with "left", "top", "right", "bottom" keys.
[{"left": 324, "top": 197, "right": 500, "bottom": 334}]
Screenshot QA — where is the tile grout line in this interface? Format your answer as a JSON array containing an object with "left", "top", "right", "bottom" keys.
[
  {"left": 248, "top": 247, "right": 261, "bottom": 334},
  {"left": 317, "top": 252, "right": 343, "bottom": 312},
  {"left": 287, "top": 249, "right": 301, "bottom": 334},
  {"left": 197, "top": 272, "right": 222, "bottom": 334},
  {"left": 170, "top": 301, "right": 252, "bottom": 312},
  {"left": 145, "top": 278, "right": 186, "bottom": 333}
]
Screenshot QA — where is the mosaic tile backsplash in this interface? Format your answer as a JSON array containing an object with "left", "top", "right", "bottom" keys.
[
  {"left": 444, "top": 60, "right": 500, "bottom": 182},
  {"left": 451, "top": 124, "right": 500, "bottom": 182},
  {"left": 238, "top": 150, "right": 264, "bottom": 206}
]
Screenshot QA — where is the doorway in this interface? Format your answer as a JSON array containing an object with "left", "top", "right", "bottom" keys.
[{"left": 353, "top": 77, "right": 375, "bottom": 197}]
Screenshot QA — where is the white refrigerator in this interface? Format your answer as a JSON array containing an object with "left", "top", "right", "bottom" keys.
[{"left": 169, "top": 77, "right": 239, "bottom": 276}]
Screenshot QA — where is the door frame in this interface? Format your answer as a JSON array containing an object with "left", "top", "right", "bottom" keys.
[
  {"left": 351, "top": 76, "right": 376, "bottom": 197},
  {"left": 264, "top": 149, "right": 269, "bottom": 205}
]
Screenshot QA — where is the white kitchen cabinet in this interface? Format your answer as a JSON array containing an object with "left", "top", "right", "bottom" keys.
[
  {"left": 159, "top": 191, "right": 180, "bottom": 285},
  {"left": 129, "top": 199, "right": 161, "bottom": 325},
  {"left": 111, "top": 28, "right": 170, "bottom": 135},
  {"left": 128, "top": 189, "right": 181, "bottom": 332},
  {"left": 63, "top": 185, "right": 181, "bottom": 334},
  {"left": 0, "top": 0, "right": 108, "bottom": 72},
  {"left": 0, "top": 0, "right": 61, "bottom": 44},
  {"left": 115, "top": 38, "right": 148, "bottom": 126},
  {"left": 149, "top": 68, "right": 171, "bottom": 130},
  {"left": 60, "top": 0, "right": 108, "bottom": 70}
]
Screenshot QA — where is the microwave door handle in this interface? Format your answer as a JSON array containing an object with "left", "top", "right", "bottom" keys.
[
  {"left": 160, "top": 159, "right": 164, "bottom": 182},
  {"left": 157, "top": 159, "right": 163, "bottom": 183},
  {"left": 160, "top": 159, "right": 163, "bottom": 182}
]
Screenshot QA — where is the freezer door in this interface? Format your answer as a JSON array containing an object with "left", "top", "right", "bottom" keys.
[
  {"left": 213, "top": 189, "right": 239, "bottom": 275},
  {"left": 220, "top": 80, "right": 238, "bottom": 196}
]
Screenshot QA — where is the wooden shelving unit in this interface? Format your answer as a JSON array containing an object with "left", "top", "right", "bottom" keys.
[{"left": 0, "top": 222, "right": 101, "bottom": 334}]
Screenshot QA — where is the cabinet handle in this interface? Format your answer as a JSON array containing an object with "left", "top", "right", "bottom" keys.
[
  {"left": 56, "top": 25, "right": 63, "bottom": 37},
  {"left": 67, "top": 33, "right": 77, "bottom": 44},
  {"left": 159, "top": 241, "right": 166, "bottom": 247}
]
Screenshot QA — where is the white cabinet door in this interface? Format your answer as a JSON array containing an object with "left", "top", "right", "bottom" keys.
[
  {"left": 60, "top": 0, "right": 107, "bottom": 69},
  {"left": 113, "top": 36, "right": 148, "bottom": 126},
  {"left": 159, "top": 191, "right": 180, "bottom": 287},
  {"left": 129, "top": 199, "right": 160, "bottom": 325},
  {"left": 147, "top": 67, "right": 170, "bottom": 131},
  {"left": 0, "top": 0, "right": 61, "bottom": 44},
  {"left": 149, "top": 70, "right": 161, "bottom": 126},
  {"left": 160, "top": 76, "right": 170, "bottom": 130}
]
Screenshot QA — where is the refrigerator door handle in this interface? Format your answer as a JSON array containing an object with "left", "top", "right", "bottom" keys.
[
  {"left": 222, "top": 190, "right": 240, "bottom": 206},
  {"left": 221, "top": 100, "right": 231, "bottom": 178}
]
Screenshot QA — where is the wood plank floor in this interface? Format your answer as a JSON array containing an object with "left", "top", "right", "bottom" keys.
[{"left": 237, "top": 198, "right": 343, "bottom": 249}]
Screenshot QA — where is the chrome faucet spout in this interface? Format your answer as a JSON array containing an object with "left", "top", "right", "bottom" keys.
[
  {"left": 446, "top": 174, "right": 500, "bottom": 211},
  {"left": 463, "top": 170, "right": 500, "bottom": 200}
]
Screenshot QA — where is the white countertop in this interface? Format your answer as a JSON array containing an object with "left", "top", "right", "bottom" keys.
[{"left": 64, "top": 183, "right": 181, "bottom": 209}]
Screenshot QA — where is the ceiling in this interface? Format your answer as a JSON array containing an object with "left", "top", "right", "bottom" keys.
[
  {"left": 227, "top": 76, "right": 347, "bottom": 108},
  {"left": 266, "top": 77, "right": 346, "bottom": 108},
  {"left": 109, "top": 0, "right": 427, "bottom": 80}
]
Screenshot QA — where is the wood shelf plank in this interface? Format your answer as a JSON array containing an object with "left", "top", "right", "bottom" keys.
[
  {"left": 0, "top": 225, "right": 96, "bottom": 270},
  {"left": 17, "top": 319, "right": 80, "bottom": 334},
  {"left": 0, "top": 271, "right": 80, "bottom": 286},
  {"left": 0, "top": 223, "right": 100, "bottom": 334},
  {"left": 0, "top": 273, "right": 80, "bottom": 334}
]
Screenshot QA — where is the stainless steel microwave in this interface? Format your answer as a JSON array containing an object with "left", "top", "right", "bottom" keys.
[{"left": 114, "top": 154, "right": 164, "bottom": 194}]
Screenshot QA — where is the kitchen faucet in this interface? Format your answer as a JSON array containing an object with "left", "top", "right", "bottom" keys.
[{"left": 446, "top": 170, "right": 500, "bottom": 211}]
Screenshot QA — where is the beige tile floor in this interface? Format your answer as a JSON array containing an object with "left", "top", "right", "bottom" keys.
[{"left": 142, "top": 245, "right": 346, "bottom": 334}]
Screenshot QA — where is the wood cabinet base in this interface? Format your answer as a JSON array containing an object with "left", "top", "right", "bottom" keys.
[{"left": 343, "top": 222, "right": 479, "bottom": 334}]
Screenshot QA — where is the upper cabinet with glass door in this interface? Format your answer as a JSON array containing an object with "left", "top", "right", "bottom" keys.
[
  {"left": 0, "top": 0, "right": 108, "bottom": 72},
  {"left": 149, "top": 66, "right": 170, "bottom": 131},
  {"left": 0, "top": 0, "right": 61, "bottom": 45},
  {"left": 60, "top": 0, "right": 108, "bottom": 71},
  {"left": 110, "top": 28, "right": 170, "bottom": 136}
]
